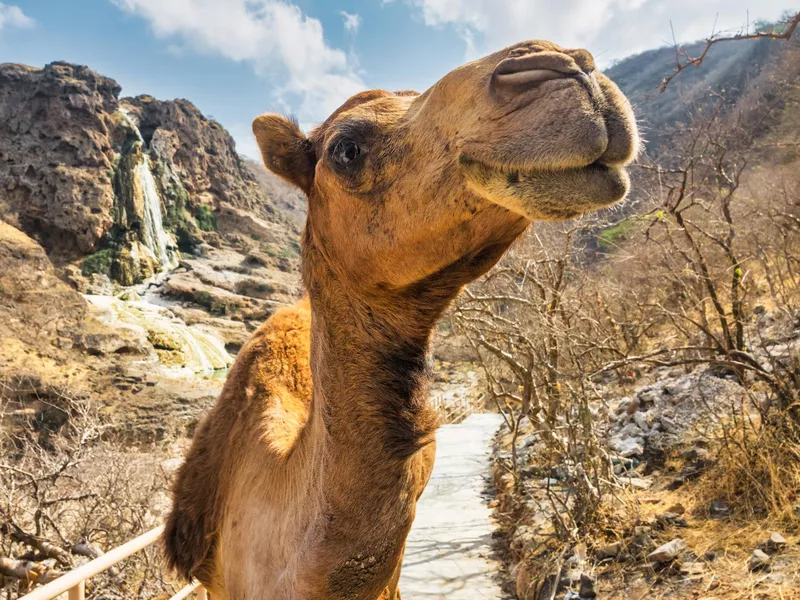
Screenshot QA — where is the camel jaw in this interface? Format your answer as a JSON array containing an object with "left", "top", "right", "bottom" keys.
[{"left": 459, "top": 154, "right": 630, "bottom": 221}]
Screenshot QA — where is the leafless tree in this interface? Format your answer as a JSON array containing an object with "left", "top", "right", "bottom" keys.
[{"left": 0, "top": 379, "right": 180, "bottom": 598}]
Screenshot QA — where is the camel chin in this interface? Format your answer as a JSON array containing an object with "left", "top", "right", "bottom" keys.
[{"left": 460, "top": 154, "right": 630, "bottom": 221}]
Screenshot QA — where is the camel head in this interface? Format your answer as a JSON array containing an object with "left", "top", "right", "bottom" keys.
[{"left": 253, "top": 40, "right": 639, "bottom": 291}]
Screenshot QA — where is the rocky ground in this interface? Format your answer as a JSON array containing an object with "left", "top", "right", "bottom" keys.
[
  {"left": 491, "top": 310, "right": 800, "bottom": 600},
  {"left": 0, "top": 217, "right": 308, "bottom": 440}
]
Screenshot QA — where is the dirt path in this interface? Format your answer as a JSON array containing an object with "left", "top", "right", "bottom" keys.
[{"left": 400, "top": 413, "right": 505, "bottom": 599}]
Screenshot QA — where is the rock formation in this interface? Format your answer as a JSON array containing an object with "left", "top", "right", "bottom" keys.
[
  {"left": 0, "top": 62, "right": 121, "bottom": 256},
  {"left": 0, "top": 60, "right": 304, "bottom": 436},
  {"left": 0, "top": 60, "right": 300, "bottom": 286}
]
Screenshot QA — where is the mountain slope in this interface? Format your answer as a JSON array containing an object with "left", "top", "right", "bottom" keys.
[
  {"left": 244, "top": 158, "right": 307, "bottom": 227},
  {"left": 605, "top": 36, "right": 788, "bottom": 150}
]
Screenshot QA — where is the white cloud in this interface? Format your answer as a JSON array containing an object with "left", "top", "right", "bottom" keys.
[
  {"left": 399, "top": 0, "right": 794, "bottom": 65},
  {"left": 112, "top": 0, "right": 364, "bottom": 123},
  {"left": 0, "top": 3, "right": 34, "bottom": 33},
  {"left": 340, "top": 10, "right": 361, "bottom": 34}
]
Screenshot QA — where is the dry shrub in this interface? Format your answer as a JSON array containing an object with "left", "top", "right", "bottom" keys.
[
  {"left": 693, "top": 347, "right": 800, "bottom": 523},
  {"left": 455, "top": 223, "right": 639, "bottom": 546},
  {"left": 0, "top": 377, "right": 181, "bottom": 598}
]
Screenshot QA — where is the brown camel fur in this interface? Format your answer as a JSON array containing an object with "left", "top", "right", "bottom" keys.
[{"left": 163, "top": 40, "right": 640, "bottom": 600}]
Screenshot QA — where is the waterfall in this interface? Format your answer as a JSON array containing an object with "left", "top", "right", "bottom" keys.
[
  {"left": 118, "top": 108, "right": 179, "bottom": 273},
  {"left": 137, "top": 155, "right": 179, "bottom": 271},
  {"left": 97, "top": 109, "right": 231, "bottom": 378},
  {"left": 85, "top": 295, "right": 233, "bottom": 375}
]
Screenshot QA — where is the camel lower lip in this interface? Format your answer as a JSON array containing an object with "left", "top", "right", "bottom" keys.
[
  {"left": 459, "top": 153, "right": 615, "bottom": 178},
  {"left": 459, "top": 153, "right": 630, "bottom": 220},
  {"left": 503, "top": 161, "right": 615, "bottom": 181}
]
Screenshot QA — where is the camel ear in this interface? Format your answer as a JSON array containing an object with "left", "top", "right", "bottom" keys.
[{"left": 252, "top": 114, "right": 316, "bottom": 194}]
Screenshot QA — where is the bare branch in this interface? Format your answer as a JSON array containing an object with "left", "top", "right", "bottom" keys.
[{"left": 661, "top": 12, "right": 800, "bottom": 92}]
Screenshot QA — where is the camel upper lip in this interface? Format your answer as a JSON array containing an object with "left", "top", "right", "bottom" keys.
[{"left": 495, "top": 54, "right": 581, "bottom": 76}]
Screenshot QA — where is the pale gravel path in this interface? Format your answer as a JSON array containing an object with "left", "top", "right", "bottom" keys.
[{"left": 400, "top": 413, "right": 506, "bottom": 599}]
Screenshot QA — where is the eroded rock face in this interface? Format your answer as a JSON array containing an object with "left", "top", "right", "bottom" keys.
[
  {"left": 122, "top": 96, "right": 291, "bottom": 227},
  {"left": 0, "top": 61, "right": 299, "bottom": 275},
  {"left": 0, "top": 62, "right": 121, "bottom": 256},
  {"left": 0, "top": 220, "right": 88, "bottom": 344}
]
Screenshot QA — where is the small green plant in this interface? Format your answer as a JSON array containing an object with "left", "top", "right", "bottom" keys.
[
  {"left": 194, "top": 205, "right": 217, "bottom": 232},
  {"left": 194, "top": 290, "right": 212, "bottom": 307},
  {"left": 437, "top": 320, "right": 454, "bottom": 334},
  {"left": 210, "top": 301, "right": 228, "bottom": 316},
  {"left": 598, "top": 220, "right": 635, "bottom": 252},
  {"left": 160, "top": 185, "right": 203, "bottom": 253},
  {"left": 81, "top": 249, "right": 114, "bottom": 277},
  {"left": 279, "top": 246, "right": 298, "bottom": 258}
]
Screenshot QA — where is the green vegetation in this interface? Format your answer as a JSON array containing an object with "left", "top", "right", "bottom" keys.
[
  {"left": 210, "top": 301, "right": 228, "bottom": 316},
  {"left": 193, "top": 290, "right": 212, "bottom": 307},
  {"left": 194, "top": 205, "right": 217, "bottom": 232},
  {"left": 235, "top": 279, "right": 276, "bottom": 299},
  {"left": 597, "top": 219, "right": 636, "bottom": 253},
  {"left": 146, "top": 329, "right": 183, "bottom": 351},
  {"left": 160, "top": 180, "right": 204, "bottom": 253},
  {"left": 193, "top": 291, "right": 230, "bottom": 316},
  {"left": 81, "top": 249, "right": 114, "bottom": 277},
  {"left": 279, "top": 246, "right": 298, "bottom": 258}
]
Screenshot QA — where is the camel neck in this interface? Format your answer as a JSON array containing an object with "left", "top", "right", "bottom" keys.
[
  {"left": 305, "top": 267, "right": 445, "bottom": 464},
  {"left": 300, "top": 232, "right": 469, "bottom": 467},
  {"left": 299, "top": 230, "right": 516, "bottom": 465}
]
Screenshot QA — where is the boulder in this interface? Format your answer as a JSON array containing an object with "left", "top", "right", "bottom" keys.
[
  {"left": 749, "top": 549, "right": 771, "bottom": 572},
  {"left": 609, "top": 434, "right": 644, "bottom": 458},
  {"left": 764, "top": 532, "right": 787, "bottom": 554},
  {"left": 647, "top": 538, "right": 686, "bottom": 563},
  {"left": 579, "top": 573, "right": 596, "bottom": 598},
  {"left": 595, "top": 541, "right": 622, "bottom": 560}
]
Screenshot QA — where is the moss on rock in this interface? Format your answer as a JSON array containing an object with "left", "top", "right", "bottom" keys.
[
  {"left": 146, "top": 328, "right": 184, "bottom": 351},
  {"left": 81, "top": 249, "right": 114, "bottom": 277},
  {"left": 194, "top": 204, "right": 217, "bottom": 232}
]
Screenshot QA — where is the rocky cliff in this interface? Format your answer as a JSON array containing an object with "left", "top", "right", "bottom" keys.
[
  {"left": 0, "top": 61, "right": 300, "bottom": 282},
  {"left": 0, "top": 62, "right": 121, "bottom": 256},
  {"left": 0, "top": 61, "right": 304, "bottom": 436}
]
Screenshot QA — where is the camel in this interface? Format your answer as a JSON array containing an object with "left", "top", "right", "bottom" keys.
[{"left": 163, "top": 40, "right": 639, "bottom": 600}]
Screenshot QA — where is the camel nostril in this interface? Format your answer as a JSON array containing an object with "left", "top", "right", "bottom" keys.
[
  {"left": 568, "top": 49, "right": 596, "bottom": 75},
  {"left": 492, "top": 51, "right": 580, "bottom": 97}
]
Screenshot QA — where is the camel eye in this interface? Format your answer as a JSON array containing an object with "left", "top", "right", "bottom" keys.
[{"left": 332, "top": 139, "right": 361, "bottom": 166}]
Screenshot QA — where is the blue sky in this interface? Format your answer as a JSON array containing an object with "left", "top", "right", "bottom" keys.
[{"left": 1, "top": 0, "right": 795, "bottom": 158}]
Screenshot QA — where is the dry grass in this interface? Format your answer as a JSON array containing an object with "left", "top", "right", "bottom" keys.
[{"left": 694, "top": 428, "right": 800, "bottom": 524}]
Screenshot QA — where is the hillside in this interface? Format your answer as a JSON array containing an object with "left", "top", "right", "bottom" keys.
[
  {"left": 244, "top": 158, "right": 307, "bottom": 226},
  {"left": 605, "top": 36, "right": 789, "bottom": 151}
]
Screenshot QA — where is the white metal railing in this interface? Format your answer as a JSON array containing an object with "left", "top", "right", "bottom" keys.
[
  {"left": 16, "top": 526, "right": 207, "bottom": 600},
  {"left": 431, "top": 393, "right": 482, "bottom": 424}
]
